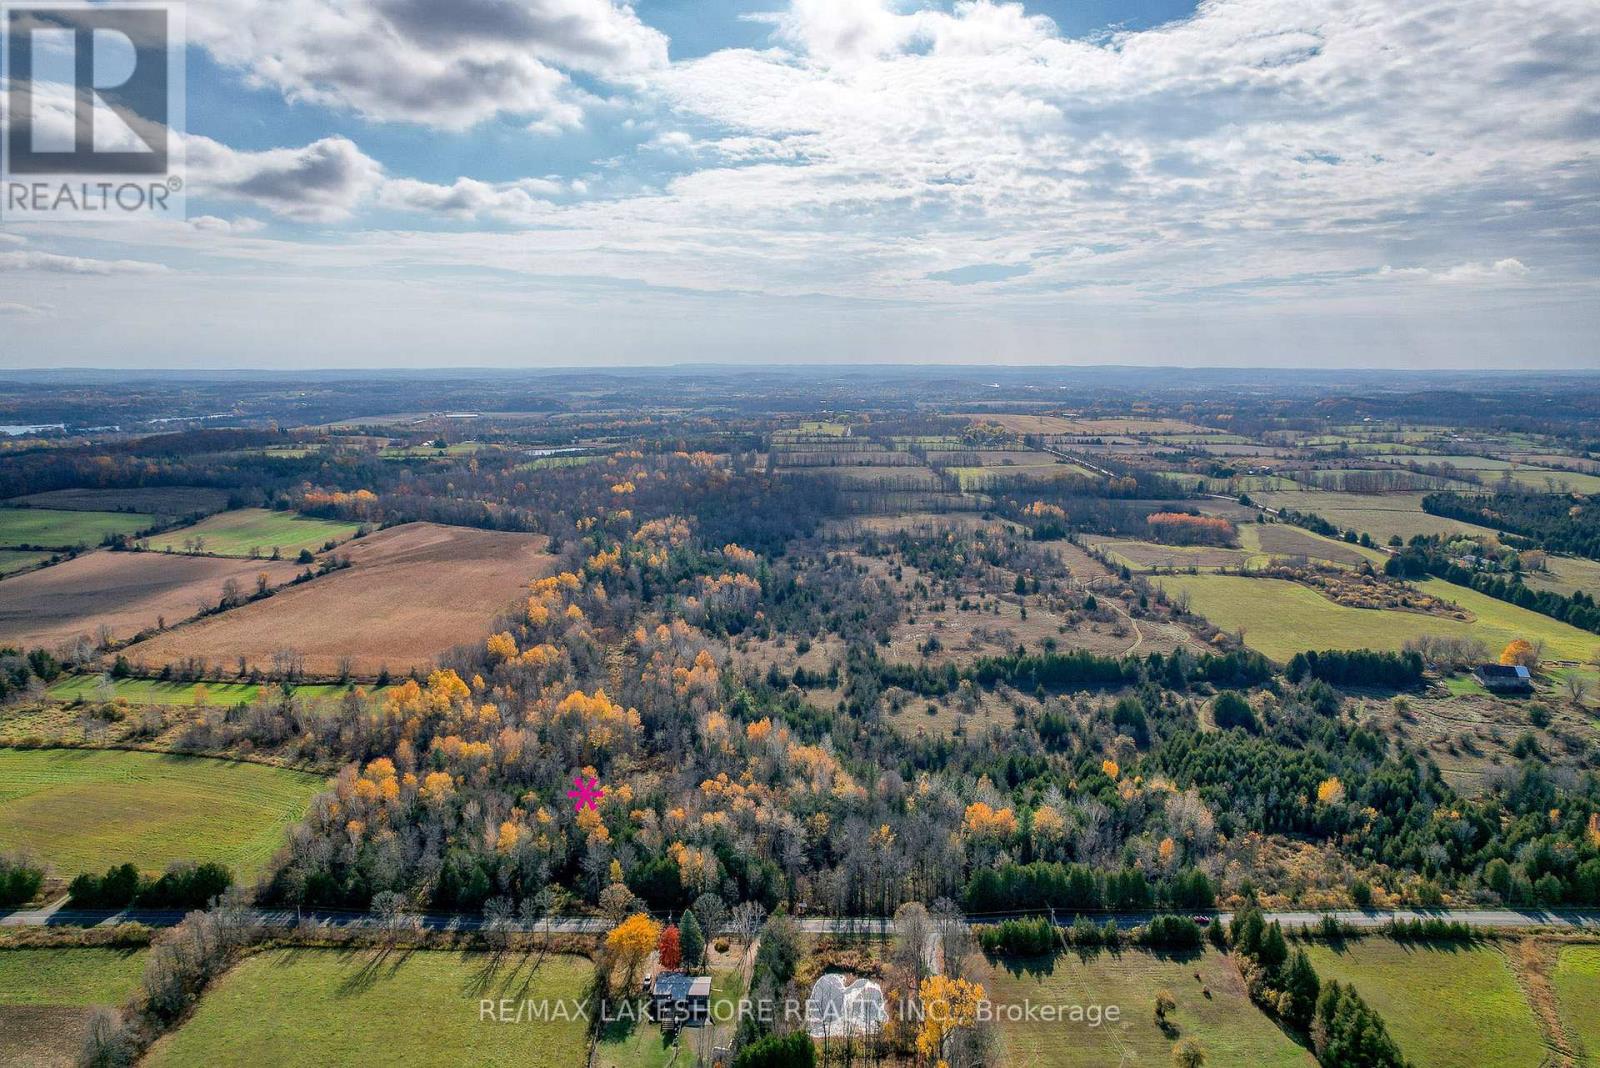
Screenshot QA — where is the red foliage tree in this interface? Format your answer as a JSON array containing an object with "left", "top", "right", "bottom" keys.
[{"left": 657, "top": 924, "right": 682, "bottom": 971}]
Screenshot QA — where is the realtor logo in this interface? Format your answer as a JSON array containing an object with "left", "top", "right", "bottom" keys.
[{"left": 1, "top": 1, "right": 185, "bottom": 219}]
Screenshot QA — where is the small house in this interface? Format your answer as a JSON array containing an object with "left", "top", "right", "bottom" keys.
[
  {"left": 649, "top": 972, "right": 712, "bottom": 1029},
  {"left": 1473, "top": 664, "right": 1533, "bottom": 695}
]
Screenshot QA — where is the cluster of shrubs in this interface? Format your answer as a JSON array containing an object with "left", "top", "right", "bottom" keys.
[
  {"left": 1137, "top": 914, "right": 1204, "bottom": 949},
  {"left": 1387, "top": 917, "right": 1474, "bottom": 942},
  {"left": 980, "top": 916, "right": 1058, "bottom": 955},
  {"left": 0, "top": 647, "right": 62, "bottom": 702},
  {"left": 68, "top": 861, "right": 232, "bottom": 910},
  {"left": 733, "top": 1031, "right": 815, "bottom": 1068},
  {"left": 979, "top": 913, "right": 1206, "bottom": 955},
  {"left": 0, "top": 853, "right": 45, "bottom": 907}
]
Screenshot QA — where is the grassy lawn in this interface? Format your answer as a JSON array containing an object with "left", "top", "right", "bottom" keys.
[
  {"left": 0, "top": 948, "right": 148, "bottom": 1005},
  {"left": 1440, "top": 673, "right": 1489, "bottom": 698},
  {"left": 0, "top": 549, "right": 53, "bottom": 575},
  {"left": 0, "top": 748, "right": 326, "bottom": 879},
  {"left": 1155, "top": 573, "right": 1599, "bottom": 662},
  {"left": 144, "top": 949, "right": 592, "bottom": 1068},
  {"left": 45, "top": 673, "right": 382, "bottom": 708},
  {"left": 985, "top": 947, "right": 1312, "bottom": 1067},
  {"left": 1304, "top": 941, "right": 1544, "bottom": 1068},
  {"left": 1553, "top": 945, "right": 1600, "bottom": 1065},
  {"left": 593, "top": 968, "right": 744, "bottom": 1068},
  {"left": 0, "top": 509, "right": 156, "bottom": 549},
  {"left": 146, "top": 509, "right": 360, "bottom": 558}
]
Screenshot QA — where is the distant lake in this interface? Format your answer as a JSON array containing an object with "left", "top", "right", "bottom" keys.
[{"left": 0, "top": 423, "right": 64, "bottom": 435}]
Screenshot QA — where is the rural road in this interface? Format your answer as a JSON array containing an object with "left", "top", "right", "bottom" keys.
[{"left": 4, "top": 904, "right": 1598, "bottom": 934}]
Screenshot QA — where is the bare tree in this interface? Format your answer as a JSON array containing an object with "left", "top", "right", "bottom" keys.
[{"left": 731, "top": 901, "right": 767, "bottom": 948}]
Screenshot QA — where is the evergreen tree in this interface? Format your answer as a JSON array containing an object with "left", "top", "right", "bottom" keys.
[{"left": 681, "top": 908, "right": 707, "bottom": 969}]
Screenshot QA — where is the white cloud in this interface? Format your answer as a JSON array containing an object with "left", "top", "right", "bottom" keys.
[
  {"left": 7, "top": 0, "right": 1599, "bottom": 366},
  {"left": 377, "top": 176, "right": 566, "bottom": 218},
  {"left": 191, "top": 0, "right": 667, "bottom": 129},
  {"left": 1381, "top": 258, "right": 1533, "bottom": 283},
  {"left": 0, "top": 251, "right": 170, "bottom": 275},
  {"left": 0, "top": 300, "right": 47, "bottom": 315},
  {"left": 187, "top": 136, "right": 386, "bottom": 222},
  {"left": 187, "top": 216, "right": 267, "bottom": 235}
]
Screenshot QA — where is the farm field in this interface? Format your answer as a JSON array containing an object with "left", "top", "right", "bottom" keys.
[
  {"left": 1086, "top": 536, "right": 1252, "bottom": 571},
  {"left": 124, "top": 523, "right": 556, "bottom": 677},
  {"left": 0, "top": 948, "right": 149, "bottom": 1068},
  {"left": 1304, "top": 941, "right": 1545, "bottom": 1068},
  {"left": 1380, "top": 455, "right": 1600, "bottom": 494},
  {"left": 146, "top": 509, "right": 360, "bottom": 558},
  {"left": 1154, "top": 573, "right": 1600, "bottom": 662},
  {"left": 143, "top": 949, "right": 592, "bottom": 1068},
  {"left": 948, "top": 462, "right": 1096, "bottom": 489},
  {"left": 1552, "top": 945, "right": 1600, "bottom": 1064},
  {"left": 1240, "top": 523, "right": 1386, "bottom": 566},
  {"left": 1254, "top": 490, "right": 1502, "bottom": 542},
  {"left": 0, "top": 549, "right": 52, "bottom": 575},
  {"left": 1525, "top": 555, "right": 1600, "bottom": 599},
  {"left": 0, "top": 551, "right": 305, "bottom": 652},
  {"left": 0, "top": 947, "right": 149, "bottom": 1005},
  {"left": 0, "top": 508, "right": 156, "bottom": 549},
  {"left": 45, "top": 674, "right": 381, "bottom": 708},
  {"left": 1089, "top": 525, "right": 1382, "bottom": 574},
  {"left": 4, "top": 486, "right": 231, "bottom": 517},
  {"left": 0, "top": 748, "right": 326, "bottom": 879},
  {"left": 985, "top": 947, "right": 1312, "bottom": 1067},
  {"left": 380, "top": 442, "right": 488, "bottom": 458}
]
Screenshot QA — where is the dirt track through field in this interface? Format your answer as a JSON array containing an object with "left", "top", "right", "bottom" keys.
[{"left": 123, "top": 523, "right": 556, "bottom": 677}]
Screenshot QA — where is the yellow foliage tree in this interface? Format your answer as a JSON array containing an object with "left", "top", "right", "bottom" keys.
[
  {"left": 1158, "top": 836, "right": 1177, "bottom": 868},
  {"left": 419, "top": 771, "right": 454, "bottom": 808},
  {"left": 1316, "top": 776, "right": 1346, "bottom": 805},
  {"left": 1500, "top": 639, "right": 1538, "bottom": 668},
  {"left": 915, "top": 975, "right": 986, "bottom": 1065},
  {"left": 606, "top": 913, "right": 661, "bottom": 990},
  {"left": 1102, "top": 758, "right": 1120, "bottom": 780},
  {"left": 1032, "top": 804, "right": 1066, "bottom": 844},
  {"left": 962, "top": 801, "right": 1017, "bottom": 839}
]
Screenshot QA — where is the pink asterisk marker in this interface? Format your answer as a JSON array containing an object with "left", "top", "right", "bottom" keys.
[{"left": 568, "top": 774, "right": 605, "bottom": 813}]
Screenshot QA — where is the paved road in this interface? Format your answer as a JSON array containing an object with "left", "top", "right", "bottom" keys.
[{"left": 4, "top": 904, "right": 1597, "bottom": 934}]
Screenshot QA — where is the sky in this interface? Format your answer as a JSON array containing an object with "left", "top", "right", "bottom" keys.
[{"left": 0, "top": 0, "right": 1597, "bottom": 369}]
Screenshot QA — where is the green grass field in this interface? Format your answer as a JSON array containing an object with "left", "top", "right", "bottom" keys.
[
  {"left": 0, "top": 509, "right": 157, "bottom": 549},
  {"left": 0, "top": 948, "right": 151, "bottom": 1068},
  {"left": 1155, "top": 573, "right": 1600, "bottom": 662},
  {"left": 1254, "top": 490, "right": 1502, "bottom": 543},
  {"left": 1304, "top": 941, "right": 1545, "bottom": 1068},
  {"left": 986, "top": 948, "right": 1312, "bottom": 1067},
  {"left": 146, "top": 509, "right": 360, "bottom": 558},
  {"left": 1526, "top": 555, "right": 1600, "bottom": 600},
  {"left": 0, "top": 549, "right": 52, "bottom": 575},
  {"left": 144, "top": 949, "right": 593, "bottom": 1068},
  {"left": 45, "top": 674, "right": 381, "bottom": 708},
  {"left": 950, "top": 462, "right": 1098, "bottom": 489},
  {"left": 0, "top": 948, "right": 148, "bottom": 1005},
  {"left": 1553, "top": 945, "right": 1600, "bottom": 1065},
  {"left": 380, "top": 442, "right": 486, "bottom": 459},
  {"left": 0, "top": 748, "right": 326, "bottom": 879}
]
